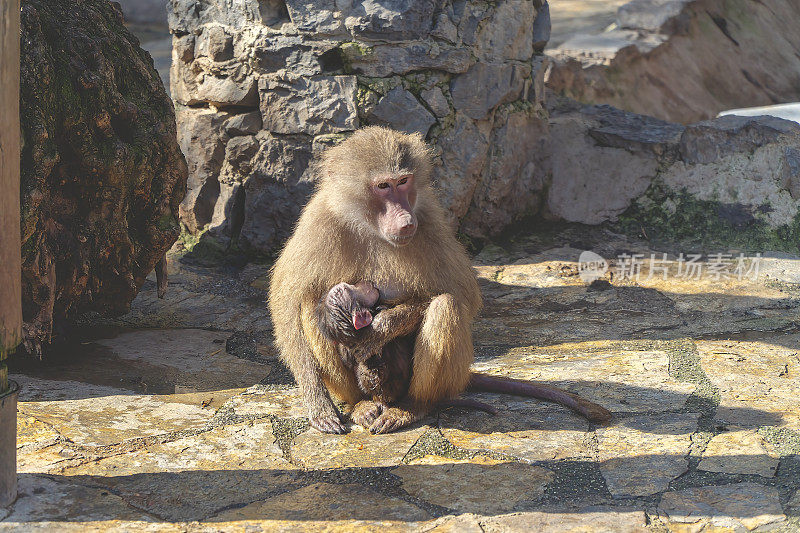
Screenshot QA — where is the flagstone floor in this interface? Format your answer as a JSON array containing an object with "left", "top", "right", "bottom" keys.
[{"left": 3, "top": 226, "right": 799, "bottom": 532}]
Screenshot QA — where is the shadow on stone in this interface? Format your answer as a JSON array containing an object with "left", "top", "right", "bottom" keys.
[{"left": 13, "top": 459, "right": 790, "bottom": 524}]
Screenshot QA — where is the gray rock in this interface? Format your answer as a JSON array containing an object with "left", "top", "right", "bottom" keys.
[
  {"left": 532, "top": 1, "right": 550, "bottom": 52},
  {"left": 220, "top": 135, "right": 260, "bottom": 182},
  {"left": 284, "top": 0, "right": 346, "bottom": 35},
  {"left": 451, "top": 62, "right": 529, "bottom": 120},
  {"left": 456, "top": 2, "right": 491, "bottom": 47},
  {"left": 583, "top": 104, "right": 685, "bottom": 157},
  {"left": 168, "top": 0, "right": 278, "bottom": 33},
  {"left": 680, "top": 115, "right": 800, "bottom": 165},
  {"left": 259, "top": 0, "right": 292, "bottom": 27},
  {"left": 617, "top": 0, "right": 689, "bottom": 32},
  {"left": 547, "top": 115, "right": 658, "bottom": 224},
  {"left": 176, "top": 107, "right": 230, "bottom": 233},
  {"left": 435, "top": 113, "right": 491, "bottom": 220},
  {"left": 175, "top": 71, "right": 258, "bottom": 107},
  {"left": 195, "top": 25, "right": 233, "bottom": 62},
  {"left": 461, "top": 109, "right": 549, "bottom": 238},
  {"left": 784, "top": 146, "right": 800, "bottom": 199},
  {"left": 312, "top": 133, "right": 348, "bottom": 156},
  {"left": 344, "top": 43, "right": 473, "bottom": 78},
  {"left": 366, "top": 87, "right": 436, "bottom": 136},
  {"left": 239, "top": 133, "right": 316, "bottom": 252},
  {"left": 207, "top": 182, "right": 244, "bottom": 246},
  {"left": 173, "top": 34, "right": 194, "bottom": 63},
  {"left": 259, "top": 75, "right": 359, "bottom": 135},
  {"left": 431, "top": 13, "right": 458, "bottom": 44},
  {"left": 170, "top": 0, "right": 557, "bottom": 252},
  {"left": 421, "top": 87, "right": 450, "bottom": 118},
  {"left": 474, "top": 0, "right": 537, "bottom": 61},
  {"left": 345, "top": 0, "right": 440, "bottom": 41},
  {"left": 252, "top": 34, "right": 340, "bottom": 76},
  {"left": 660, "top": 117, "right": 800, "bottom": 228},
  {"left": 224, "top": 111, "right": 263, "bottom": 136}
]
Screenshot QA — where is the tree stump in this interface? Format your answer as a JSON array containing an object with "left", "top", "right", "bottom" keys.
[{"left": 20, "top": 0, "right": 188, "bottom": 354}]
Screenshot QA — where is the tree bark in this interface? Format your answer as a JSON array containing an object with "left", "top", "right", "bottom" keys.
[{"left": 19, "top": 0, "right": 187, "bottom": 354}]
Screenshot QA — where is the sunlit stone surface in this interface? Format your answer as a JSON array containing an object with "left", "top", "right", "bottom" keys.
[{"left": 5, "top": 227, "right": 799, "bottom": 530}]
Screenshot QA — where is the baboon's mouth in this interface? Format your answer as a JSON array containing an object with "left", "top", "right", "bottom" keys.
[{"left": 353, "top": 310, "right": 373, "bottom": 330}]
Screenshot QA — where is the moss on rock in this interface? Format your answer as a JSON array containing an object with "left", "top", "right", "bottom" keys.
[{"left": 617, "top": 180, "right": 800, "bottom": 254}]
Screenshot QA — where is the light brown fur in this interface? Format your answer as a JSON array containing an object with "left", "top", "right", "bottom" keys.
[{"left": 269, "top": 127, "right": 481, "bottom": 432}]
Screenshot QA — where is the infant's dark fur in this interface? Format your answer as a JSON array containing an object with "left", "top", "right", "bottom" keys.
[{"left": 316, "top": 282, "right": 416, "bottom": 406}]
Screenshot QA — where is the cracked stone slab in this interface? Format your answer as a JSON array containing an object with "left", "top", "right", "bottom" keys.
[
  {"left": 218, "top": 385, "right": 307, "bottom": 420},
  {"left": 658, "top": 482, "right": 785, "bottom": 531},
  {"left": 472, "top": 246, "right": 799, "bottom": 344},
  {"left": 472, "top": 346, "right": 696, "bottom": 414},
  {"left": 15, "top": 377, "right": 217, "bottom": 447},
  {"left": 439, "top": 393, "right": 592, "bottom": 462},
  {"left": 696, "top": 336, "right": 800, "bottom": 432},
  {"left": 473, "top": 262, "right": 688, "bottom": 348},
  {"left": 58, "top": 422, "right": 298, "bottom": 522},
  {"left": 596, "top": 413, "right": 700, "bottom": 498},
  {"left": 206, "top": 482, "right": 430, "bottom": 527},
  {"left": 0, "top": 475, "right": 157, "bottom": 530},
  {"left": 788, "top": 489, "right": 800, "bottom": 510},
  {"left": 422, "top": 514, "right": 484, "bottom": 532},
  {"left": 16, "top": 414, "right": 70, "bottom": 474},
  {"left": 12, "top": 329, "right": 267, "bottom": 400},
  {"left": 481, "top": 506, "right": 648, "bottom": 532},
  {"left": 393, "top": 455, "right": 554, "bottom": 514},
  {"left": 91, "top": 329, "right": 269, "bottom": 393},
  {"left": 291, "top": 425, "right": 426, "bottom": 469},
  {"left": 111, "top": 268, "right": 273, "bottom": 333},
  {"left": 698, "top": 429, "right": 780, "bottom": 477}
]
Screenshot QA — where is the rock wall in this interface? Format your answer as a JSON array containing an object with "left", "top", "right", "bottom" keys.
[
  {"left": 20, "top": 0, "right": 187, "bottom": 352},
  {"left": 547, "top": 0, "right": 800, "bottom": 124},
  {"left": 544, "top": 98, "right": 800, "bottom": 251},
  {"left": 169, "top": 0, "right": 552, "bottom": 252}
]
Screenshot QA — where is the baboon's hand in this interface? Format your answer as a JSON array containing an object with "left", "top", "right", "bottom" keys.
[
  {"left": 369, "top": 406, "right": 418, "bottom": 434},
  {"left": 308, "top": 406, "right": 348, "bottom": 434},
  {"left": 351, "top": 400, "right": 384, "bottom": 429}
]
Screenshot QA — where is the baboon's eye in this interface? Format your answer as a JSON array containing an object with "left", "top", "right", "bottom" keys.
[
  {"left": 398, "top": 177, "right": 408, "bottom": 185},
  {"left": 377, "top": 182, "right": 390, "bottom": 189}
]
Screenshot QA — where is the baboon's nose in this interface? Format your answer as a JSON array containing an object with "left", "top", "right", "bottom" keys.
[{"left": 398, "top": 221, "right": 416, "bottom": 237}]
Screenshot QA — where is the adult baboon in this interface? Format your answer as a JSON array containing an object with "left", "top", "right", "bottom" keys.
[{"left": 269, "top": 127, "right": 610, "bottom": 434}]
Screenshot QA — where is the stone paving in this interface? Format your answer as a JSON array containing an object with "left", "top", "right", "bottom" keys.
[{"left": 3, "top": 225, "right": 800, "bottom": 531}]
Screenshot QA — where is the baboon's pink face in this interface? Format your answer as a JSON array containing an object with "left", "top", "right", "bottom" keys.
[
  {"left": 326, "top": 281, "right": 380, "bottom": 330},
  {"left": 371, "top": 173, "right": 417, "bottom": 246}
]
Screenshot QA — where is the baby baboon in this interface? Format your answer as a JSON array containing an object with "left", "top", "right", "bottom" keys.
[
  {"left": 316, "top": 281, "right": 496, "bottom": 431},
  {"left": 317, "top": 281, "right": 608, "bottom": 433},
  {"left": 316, "top": 281, "right": 417, "bottom": 412}
]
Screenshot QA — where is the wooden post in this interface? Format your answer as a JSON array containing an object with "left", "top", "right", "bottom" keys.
[
  {"left": 0, "top": 0, "right": 21, "bottom": 507},
  {"left": 0, "top": 0, "right": 22, "bottom": 389}
]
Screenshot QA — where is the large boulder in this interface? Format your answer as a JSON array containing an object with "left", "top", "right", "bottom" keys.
[
  {"left": 20, "top": 0, "right": 187, "bottom": 352},
  {"left": 543, "top": 100, "right": 800, "bottom": 252},
  {"left": 547, "top": 0, "right": 800, "bottom": 124},
  {"left": 170, "top": 0, "right": 552, "bottom": 252}
]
